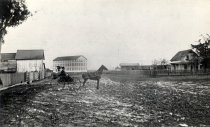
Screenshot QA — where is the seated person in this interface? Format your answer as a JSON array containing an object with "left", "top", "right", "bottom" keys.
[
  {"left": 60, "top": 67, "right": 67, "bottom": 77},
  {"left": 59, "top": 67, "right": 73, "bottom": 82}
]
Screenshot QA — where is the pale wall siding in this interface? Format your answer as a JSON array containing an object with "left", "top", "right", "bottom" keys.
[
  {"left": 17, "top": 60, "right": 45, "bottom": 79},
  {"left": 53, "top": 57, "right": 87, "bottom": 72},
  {"left": 17, "top": 60, "right": 44, "bottom": 72}
]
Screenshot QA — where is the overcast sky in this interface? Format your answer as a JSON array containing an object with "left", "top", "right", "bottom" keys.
[{"left": 2, "top": 0, "right": 210, "bottom": 70}]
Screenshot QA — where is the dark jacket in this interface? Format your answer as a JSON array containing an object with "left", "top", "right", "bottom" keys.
[{"left": 60, "top": 70, "right": 66, "bottom": 77}]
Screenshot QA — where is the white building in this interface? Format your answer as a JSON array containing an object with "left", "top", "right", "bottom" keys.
[
  {"left": 15, "top": 50, "right": 45, "bottom": 78},
  {"left": 53, "top": 55, "right": 87, "bottom": 72}
]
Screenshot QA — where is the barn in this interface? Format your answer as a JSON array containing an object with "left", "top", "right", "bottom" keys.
[{"left": 119, "top": 63, "right": 140, "bottom": 71}]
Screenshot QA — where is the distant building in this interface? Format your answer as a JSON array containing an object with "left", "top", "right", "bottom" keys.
[
  {"left": 15, "top": 49, "right": 45, "bottom": 79},
  {"left": 138, "top": 65, "right": 152, "bottom": 70},
  {"left": 0, "top": 53, "right": 17, "bottom": 72},
  {"left": 119, "top": 63, "right": 140, "bottom": 71},
  {"left": 53, "top": 55, "right": 87, "bottom": 72},
  {"left": 170, "top": 49, "right": 199, "bottom": 71}
]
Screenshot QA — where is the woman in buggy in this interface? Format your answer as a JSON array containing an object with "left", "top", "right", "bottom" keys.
[{"left": 58, "top": 67, "right": 74, "bottom": 83}]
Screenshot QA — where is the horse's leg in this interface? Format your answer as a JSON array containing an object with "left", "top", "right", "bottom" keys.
[
  {"left": 63, "top": 82, "right": 65, "bottom": 89},
  {"left": 83, "top": 79, "right": 87, "bottom": 86},
  {"left": 96, "top": 79, "right": 99, "bottom": 89}
]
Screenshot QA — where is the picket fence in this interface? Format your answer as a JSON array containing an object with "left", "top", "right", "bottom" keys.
[
  {"left": 0, "top": 73, "right": 25, "bottom": 87},
  {"left": 0, "top": 71, "right": 48, "bottom": 88},
  {"left": 105, "top": 69, "right": 210, "bottom": 78}
]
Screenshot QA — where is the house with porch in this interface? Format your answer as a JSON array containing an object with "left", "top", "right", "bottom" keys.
[{"left": 170, "top": 49, "right": 199, "bottom": 71}]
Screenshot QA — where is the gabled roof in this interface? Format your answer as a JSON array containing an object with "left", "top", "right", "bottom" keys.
[
  {"left": 1, "top": 53, "right": 16, "bottom": 61},
  {"left": 15, "top": 50, "right": 45, "bottom": 60},
  {"left": 53, "top": 55, "right": 87, "bottom": 61},
  {"left": 170, "top": 49, "right": 197, "bottom": 61},
  {"left": 120, "top": 63, "right": 140, "bottom": 67}
]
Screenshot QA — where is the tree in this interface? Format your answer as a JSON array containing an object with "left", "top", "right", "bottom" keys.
[
  {"left": 152, "top": 58, "right": 168, "bottom": 65},
  {"left": 191, "top": 34, "right": 210, "bottom": 69},
  {"left": 152, "top": 58, "right": 169, "bottom": 70},
  {"left": 0, "top": 0, "right": 30, "bottom": 61},
  {"left": 160, "top": 58, "right": 168, "bottom": 65}
]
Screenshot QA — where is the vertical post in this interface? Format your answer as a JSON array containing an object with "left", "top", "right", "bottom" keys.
[
  {"left": 0, "top": 39, "right": 3, "bottom": 87},
  {"left": 0, "top": 38, "right": 2, "bottom": 63}
]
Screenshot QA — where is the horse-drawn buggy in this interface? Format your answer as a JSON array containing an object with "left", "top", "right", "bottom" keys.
[
  {"left": 52, "top": 67, "right": 82, "bottom": 90},
  {"left": 52, "top": 65, "right": 108, "bottom": 90}
]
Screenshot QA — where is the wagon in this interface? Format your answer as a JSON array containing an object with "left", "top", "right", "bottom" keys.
[{"left": 52, "top": 73, "right": 83, "bottom": 91}]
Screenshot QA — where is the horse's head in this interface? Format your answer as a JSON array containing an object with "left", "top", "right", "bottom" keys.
[{"left": 98, "top": 65, "right": 108, "bottom": 72}]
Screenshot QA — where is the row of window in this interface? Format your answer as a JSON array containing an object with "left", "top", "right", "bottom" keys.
[
  {"left": 54, "top": 63, "right": 87, "bottom": 66},
  {"left": 65, "top": 67, "right": 87, "bottom": 71},
  {"left": 54, "top": 60, "right": 87, "bottom": 63}
]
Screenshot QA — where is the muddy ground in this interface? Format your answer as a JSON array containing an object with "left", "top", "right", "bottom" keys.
[{"left": 0, "top": 77, "right": 209, "bottom": 127}]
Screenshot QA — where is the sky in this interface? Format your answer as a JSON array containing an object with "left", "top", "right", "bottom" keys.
[{"left": 2, "top": 0, "right": 210, "bottom": 70}]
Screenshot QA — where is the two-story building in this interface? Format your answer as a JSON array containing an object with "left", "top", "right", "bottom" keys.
[{"left": 53, "top": 55, "right": 87, "bottom": 72}]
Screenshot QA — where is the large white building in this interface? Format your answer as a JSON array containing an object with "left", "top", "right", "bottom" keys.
[{"left": 53, "top": 55, "right": 87, "bottom": 72}]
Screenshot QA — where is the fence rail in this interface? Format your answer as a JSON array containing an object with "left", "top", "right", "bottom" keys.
[
  {"left": 0, "top": 73, "right": 25, "bottom": 87},
  {"left": 105, "top": 69, "right": 210, "bottom": 77},
  {"left": 0, "top": 70, "right": 49, "bottom": 88}
]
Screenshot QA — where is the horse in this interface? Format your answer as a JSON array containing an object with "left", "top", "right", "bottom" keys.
[{"left": 82, "top": 65, "right": 108, "bottom": 89}]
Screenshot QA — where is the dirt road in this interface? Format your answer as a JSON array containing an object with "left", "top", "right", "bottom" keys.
[{"left": 0, "top": 78, "right": 209, "bottom": 127}]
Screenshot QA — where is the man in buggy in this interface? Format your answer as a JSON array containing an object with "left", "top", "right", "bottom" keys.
[{"left": 58, "top": 67, "right": 74, "bottom": 83}]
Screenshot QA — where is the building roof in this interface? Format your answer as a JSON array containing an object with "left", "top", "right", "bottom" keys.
[
  {"left": 15, "top": 49, "right": 45, "bottom": 60},
  {"left": 1, "top": 53, "right": 16, "bottom": 61},
  {"left": 120, "top": 63, "right": 140, "bottom": 67},
  {"left": 53, "top": 55, "right": 87, "bottom": 61},
  {"left": 170, "top": 49, "right": 197, "bottom": 61}
]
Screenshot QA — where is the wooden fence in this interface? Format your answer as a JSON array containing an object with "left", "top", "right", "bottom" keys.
[
  {"left": 26, "top": 71, "right": 46, "bottom": 83},
  {"left": 0, "top": 70, "right": 49, "bottom": 88},
  {"left": 105, "top": 69, "right": 210, "bottom": 78},
  {"left": 0, "top": 73, "right": 25, "bottom": 87}
]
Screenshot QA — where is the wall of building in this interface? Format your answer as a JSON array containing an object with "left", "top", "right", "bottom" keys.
[
  {"left": 171, "top": 64, "right": 198, "bottom": 71},
  {"left": 53, "top": 59, "right": 87, "bottom": 72},
  {"left": 0, "top": 60, "right": 17, "bottom": 72},
  {"left": 17, "top": 60, "right": 44, "bottom": 72},
  {"left": 171, "top": 64, "right": 182, "bottom": 70},
  {"left": 121, "top": 66, "right": 140, "bottom": 71},
  {"left": 16, "top": 60, "right": 45, "bottom": 79}
]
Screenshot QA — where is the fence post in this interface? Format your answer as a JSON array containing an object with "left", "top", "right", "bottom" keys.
[{"left": 167, "top": 69, "right": 170, "bottom": 76}]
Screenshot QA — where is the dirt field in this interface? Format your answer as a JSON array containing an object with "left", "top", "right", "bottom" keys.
[{"left": 0, "top": 77, "right": 210, "bottom": 127}]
